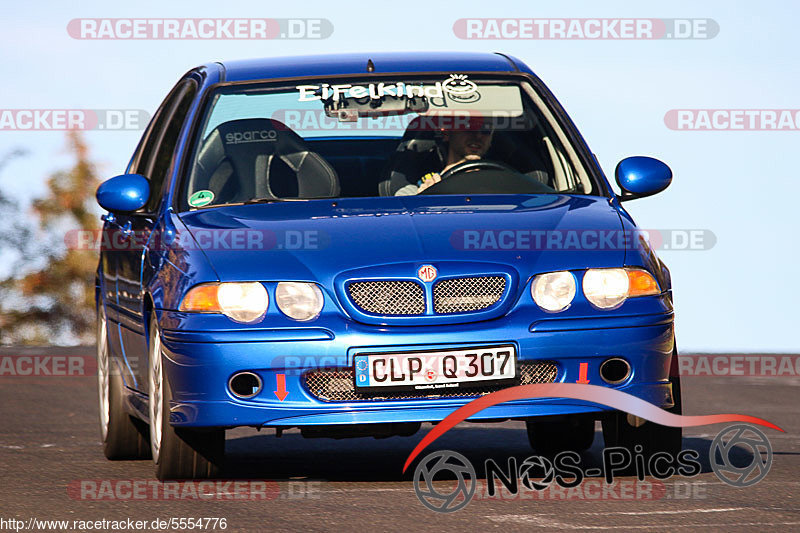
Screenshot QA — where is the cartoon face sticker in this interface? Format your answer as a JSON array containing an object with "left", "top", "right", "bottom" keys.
[{"left": 442, "top": 74, "right": 479, "bottom": 97}]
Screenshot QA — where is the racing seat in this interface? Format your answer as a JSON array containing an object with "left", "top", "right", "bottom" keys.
[
  {"left": 484, "top": 130, "right": 551, "bottom": 186},
  {"left": 189, "top": 118, "right": 340, "bottom": 203},
  {"left": 377, "top": 117, "right": 446, "bottom": 196}
]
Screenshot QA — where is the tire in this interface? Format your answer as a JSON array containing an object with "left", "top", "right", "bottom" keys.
[
  {"left": 148, "top": 316, "right": 224, "bottom": 480},
  {"left": 97, "top": 306, "right": 151, "bottom": 460},
  {"left": 601, "top": 373, "right": 683, "bottom": 471},
  {"left": 526, "top": 416, "right": 595, "bottom": 454}
]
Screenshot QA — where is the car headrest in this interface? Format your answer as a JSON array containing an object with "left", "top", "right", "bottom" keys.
[
  {"left": 193, "top": 118, "right": 339, "bottom": 202},
  {"left": 377, "top": 116, "right": 446, "bottom": 196}
]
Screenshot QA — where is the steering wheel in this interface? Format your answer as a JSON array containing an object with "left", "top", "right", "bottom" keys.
[
  {"left": 418, "top": 159, "right": 555, "bottom": 195},
  {"left": 439, "top": 159, "right": 519, "bottom": 180}
]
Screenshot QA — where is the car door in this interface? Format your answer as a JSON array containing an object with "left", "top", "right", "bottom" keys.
[
  {"left": 115, "top": 78, "right": 198, "bottom": 389},
  {"left": 100, "top": 106, "right": 169, "bottom": 388}
]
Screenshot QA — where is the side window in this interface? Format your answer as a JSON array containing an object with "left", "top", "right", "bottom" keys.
[
  {"left": 132, "top": 79, "right": 198, "bottom": 213},
  {"left": 144, "top": 82, "right": 197, "bottom": 212},
  {"left": 131, "top": 90, "right": 179, "bottom": 178}
]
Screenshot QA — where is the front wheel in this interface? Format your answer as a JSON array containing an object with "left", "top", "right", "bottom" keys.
[
  {"left": 148, "top": 316, "right": 224, "bottom": 480},
  {"left": 97, "top": 306, "right": 150, "bottom": 460},
  {"left": 526, "top": 416, "right": 595, "bottom": 454},
  {"left": 601, "top": 374, "right": 683, "bottom": 471}
]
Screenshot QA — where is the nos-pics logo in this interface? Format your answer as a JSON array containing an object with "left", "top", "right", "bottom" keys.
[{"left": 413, "top": 424, "right": 773, "bottom": 512}]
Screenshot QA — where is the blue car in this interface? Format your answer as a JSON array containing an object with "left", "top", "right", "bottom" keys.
[{"left": 95, "top": 52, "right": 681, "bottom": 480}]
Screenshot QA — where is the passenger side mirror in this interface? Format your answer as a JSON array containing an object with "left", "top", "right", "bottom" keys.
[{"left": 615, "top": 156, "right": 672, "bottom": 201}]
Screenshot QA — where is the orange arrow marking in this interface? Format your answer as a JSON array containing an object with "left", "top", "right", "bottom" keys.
[
  {"left": 576, "top": 362, "right": 590, "bottom": 384},
  {"left": 274, "top": 373, "right": 289, "bottom": 401}
]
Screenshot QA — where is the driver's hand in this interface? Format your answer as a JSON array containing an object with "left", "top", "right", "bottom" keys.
[{"left": 416, "top": 172, "right": 442, "bottom": 193}]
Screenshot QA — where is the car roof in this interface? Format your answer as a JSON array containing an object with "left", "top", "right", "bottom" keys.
[{"left": 212, "top": 52, "right": 530, "bottom": 83}]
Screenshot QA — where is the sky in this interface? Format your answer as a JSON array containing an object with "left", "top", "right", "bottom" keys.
[{"left": 1, "top": 1, "right": 798, "bottom": 352}]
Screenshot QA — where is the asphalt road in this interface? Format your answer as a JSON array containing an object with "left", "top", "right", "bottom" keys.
[{"left": 0, "top": 346, "right": 798, "bottom": 532}]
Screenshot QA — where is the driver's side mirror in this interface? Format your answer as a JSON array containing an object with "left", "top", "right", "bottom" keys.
[
  {"left": 615, "top": 156, "right": 672, "bottom": 201},
  {"left": 96, "top": 174, "right": 150, "bottom": 212}
]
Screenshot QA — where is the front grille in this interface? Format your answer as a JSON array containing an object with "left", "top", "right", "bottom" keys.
[
  {"left": 433, "top": 276, "right": 506, "bottom": 314},
  {"left": 347, "top": 280, "right": 425, "bottom": 315},
  {"left": 347, "top": 276, "right": 507, "bottom": 317},
  {"left": 303, "top": 361, "right": 558, "bottom": 402}
]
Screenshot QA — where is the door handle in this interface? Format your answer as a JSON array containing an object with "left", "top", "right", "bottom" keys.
[
  {"left": 101, "top": 212, "right": 133, "bottom": 240},
  {"left": 119, "top": 221, "right": 132, "bottom": 240}
]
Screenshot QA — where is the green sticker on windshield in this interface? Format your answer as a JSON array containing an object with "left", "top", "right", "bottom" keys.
[{"left": 188, "top": 190, "right": 214, "bottom": 207}]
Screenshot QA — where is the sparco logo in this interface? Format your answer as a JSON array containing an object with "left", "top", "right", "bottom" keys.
[{"left": 225, "top": 130, "right": 278, "bottom": 144}]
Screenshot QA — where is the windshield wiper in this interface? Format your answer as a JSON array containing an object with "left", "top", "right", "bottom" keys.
[
  {"left": 193, "top": 197, "right": 337, "bottom": 209},
  {"left": 243, "top": 197, "right": 289, "bottom": 205},
  {"left": 244, "top": 197, "right": 338, "bottom": 204},
  {"left": 189, "top": 198, "right": 286, "bottom": 210}
]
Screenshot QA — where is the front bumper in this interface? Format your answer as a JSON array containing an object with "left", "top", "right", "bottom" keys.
[{"left": 154, "top": 305, "right": 676, "bottom": 428}]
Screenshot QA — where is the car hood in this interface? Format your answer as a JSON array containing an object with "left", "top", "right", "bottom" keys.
[{"left": 177, "top": 194, "right": 625, "bottom": 285}]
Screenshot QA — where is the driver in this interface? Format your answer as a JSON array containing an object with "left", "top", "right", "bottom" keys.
[{"left": 394, "top": 118, "right": 494, "bottom": 196}]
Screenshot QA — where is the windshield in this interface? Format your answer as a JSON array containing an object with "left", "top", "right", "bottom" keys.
[{"left": 180, "top": 75, "right": 599, "bottom": 210}]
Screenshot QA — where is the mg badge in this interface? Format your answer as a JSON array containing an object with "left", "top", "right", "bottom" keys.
[{"left": 417, "top": 265, "right": 438, "bottom": 283}]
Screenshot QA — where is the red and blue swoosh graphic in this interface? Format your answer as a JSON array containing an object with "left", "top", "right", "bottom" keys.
[{"left": 403, "top": 383, "right": 784, "bottom": 473}]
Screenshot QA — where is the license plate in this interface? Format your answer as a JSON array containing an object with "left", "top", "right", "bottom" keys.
[{"left": 353, "top": 345, "right": 516, "bottom": 393}]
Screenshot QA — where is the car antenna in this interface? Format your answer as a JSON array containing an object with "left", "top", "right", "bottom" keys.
[{"left": 366, "top": 59, "right": 375, "bottom": 72}]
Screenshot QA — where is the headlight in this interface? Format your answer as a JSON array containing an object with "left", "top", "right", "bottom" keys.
[
  {"left": 217, "top": 283, "right": 269, "bottom": 323},
  {"left": 179, "top": 282, "right": 268, "bottom": 323},
  {"left": 275, "top": 282, "right": 324, "bottom": 321},
  {"left": 531, "top": 271, "right": 576, "bottom": 312},
  {"left": 583, "top": 269, "right": 628, "bottom": 309},
  {"left": 582, "top": 268, "right": 660, "bottom": 309}
]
